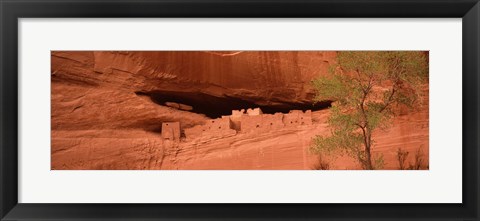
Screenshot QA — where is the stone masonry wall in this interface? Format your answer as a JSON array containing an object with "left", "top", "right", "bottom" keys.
[
  {"left": 170, "top": 108, "right": 312, "bottom": 141},
  {"left": 161, "top": 122, "right": 181, "bottom": 141},
  {"left": 184, "top": 116, "right": 236, "bottom": 141}
]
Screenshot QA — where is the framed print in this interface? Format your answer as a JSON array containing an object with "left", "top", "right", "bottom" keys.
[
  {"left": 1, "top": 0, "right": 479, "bottom": 220},
  {"left": 49, "top": 50, "right": 430, "bottom": 171}
]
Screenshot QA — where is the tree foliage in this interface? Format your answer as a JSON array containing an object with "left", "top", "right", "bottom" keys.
[{"left": 311, "top": 51, "right": 428, "bottom": 169}]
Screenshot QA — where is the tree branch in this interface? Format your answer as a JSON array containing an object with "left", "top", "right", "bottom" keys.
[{"left": 379, "top": 85, "right": 396, "bottom": 113}]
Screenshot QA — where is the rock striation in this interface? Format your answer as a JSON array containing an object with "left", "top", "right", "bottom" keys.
[{"left": 51, "top": 51, "right": 429, "bottom": 170}]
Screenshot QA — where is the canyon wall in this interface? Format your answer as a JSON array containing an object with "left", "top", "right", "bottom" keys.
[{"left": 51, "top": 51, "right": 428, "bottom": 170}]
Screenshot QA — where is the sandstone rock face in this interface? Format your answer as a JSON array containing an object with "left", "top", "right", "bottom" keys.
[
  {"left": 51, "top": 51, "right": 428, "bottom": 170},
  {"left": 52, "top": 51, "right": 335, "bottom": 106}
]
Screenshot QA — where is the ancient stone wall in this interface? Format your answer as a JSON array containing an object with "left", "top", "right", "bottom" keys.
[
  {"left": 246, "top": 108, "right": 262, "bottom": 116},
  {"left": 300, "top": 110, "right": 313, "bottom": 125},
  {"left": 205, "top": 116, "right": 231, "bottom": 131},
  {"left": 283, "top": 110, "right": 312, "bottom": 126},
  {"left": 231, "top": 109, "right": 245, "bottom": 117},
  {"left": 230, "top": 109, "right": 244, "bottom": 131},
  {"left": 176, "top": 108, "right": 312, "bottom": 141},
  {"left": 184, "top": 116, "right": 236, "bottom": 140},
  {"left": 240, "top": 115, "right": 264, "bottom": 133},
  {"left": 241, "top": 114, "right": 281, "bottom": 133},
  {"left": 262, "top": 113, "right": 285, "bottom": 130},
  {"left": 161, "top": 122, "right": 181, "bottom": 141}
]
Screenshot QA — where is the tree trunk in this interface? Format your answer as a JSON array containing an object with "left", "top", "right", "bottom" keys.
[{"left": 364, "top": 129, "right": 373, "bottom": 170}]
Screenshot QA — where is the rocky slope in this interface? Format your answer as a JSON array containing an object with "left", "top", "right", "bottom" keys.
[{"left": 51, "top": 51, "right": 428, "bottom": 170}]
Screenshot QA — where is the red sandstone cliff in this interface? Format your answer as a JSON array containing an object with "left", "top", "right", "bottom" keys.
[{"left": 51, "top": 51, "right": 428, "bottom": 170}]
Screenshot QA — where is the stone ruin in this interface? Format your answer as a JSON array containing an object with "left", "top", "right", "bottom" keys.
[
  {"left": 161, "top": 122, "right": 181, "bottom": 141},
  {"left": 184, "top": 116, "right": 237, "bottom": 140},
  {"left": 161, "top": 108, "right": 313, "bottom": 141},
  {"left": 237, "top": 109, "right": 312, "bottom": 133}
]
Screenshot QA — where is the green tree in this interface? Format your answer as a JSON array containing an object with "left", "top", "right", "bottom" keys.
[{"left": 311, "top": 51, "right": 428, "bottom": 170}]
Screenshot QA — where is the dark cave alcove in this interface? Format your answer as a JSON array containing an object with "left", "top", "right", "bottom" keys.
[{"left": 135, "top": 90, "right": 331, "bottom": 119}]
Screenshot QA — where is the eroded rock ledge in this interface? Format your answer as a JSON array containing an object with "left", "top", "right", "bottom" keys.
[
  {"left": 51, "top": 51, "right": 336, "bottom": 131},
  {"left": 51, "top": 51, "right": 429, "bottom": 170}
]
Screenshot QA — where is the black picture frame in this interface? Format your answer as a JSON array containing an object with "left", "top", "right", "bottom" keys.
[{"left": 1, "top": 0, "right": 479, "bottom": 220}]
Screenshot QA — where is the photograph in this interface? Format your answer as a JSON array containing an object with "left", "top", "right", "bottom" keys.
[
  {"left": 51, "top": 51, "right": 429, "bottom": 170},
  {"left": 3, "top": 0, "right": 478, "bottom": 219}
]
